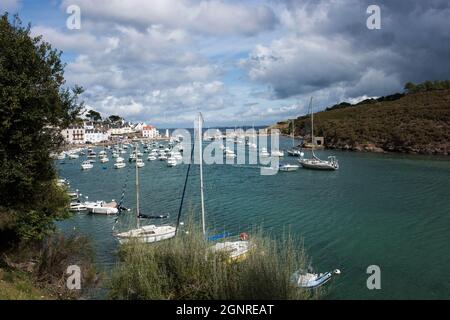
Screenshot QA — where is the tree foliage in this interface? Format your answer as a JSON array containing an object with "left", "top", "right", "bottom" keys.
[
  {"left": 0, "top": 14, "right": 83, "bottom": 242},
  {"left": 86, "top": 109, "right": 101, "bottom": 122}
]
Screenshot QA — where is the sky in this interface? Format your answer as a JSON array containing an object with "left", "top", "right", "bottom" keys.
[{"left": 2, "top": 0, "right": 450, "bottom": 127}]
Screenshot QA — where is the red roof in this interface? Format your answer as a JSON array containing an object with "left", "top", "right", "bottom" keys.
[{"left": 143, "top": 125, "right": 155, "bottom": 130}]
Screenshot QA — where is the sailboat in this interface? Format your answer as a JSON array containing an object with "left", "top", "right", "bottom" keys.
[
  {"left": 115, "top": 144, "right": 176, "bottom": 244},
  {"left": 298, "top": 98, "right": 339, "bottom": 170},
  {"left": 194, "top": 113, "right": 253, "bottom": 260},
  {"left": 287, "top": 119, "right": 304, "bottom": 157}
]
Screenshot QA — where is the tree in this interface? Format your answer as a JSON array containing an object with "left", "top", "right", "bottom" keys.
[
  {"left": 0, "top": 14, "right": 83, "bottom": 243},
  {"left": 86, "top": 109, "right": 102, "bottom": 122},
  {"left": 109, "top": 115, "right": 123, "bottom": 123},
  {"left": 404, "top": 82, "right": 417, "bottom": 93}
]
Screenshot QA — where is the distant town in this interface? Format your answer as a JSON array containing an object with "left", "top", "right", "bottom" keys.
[{"left": 61, "top": 110, "right": 166, "bottom": 145}]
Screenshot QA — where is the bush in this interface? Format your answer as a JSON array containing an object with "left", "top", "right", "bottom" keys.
[
  {"left": 109, "top": 221, "right": 320, "bottom": 300},
  {"left": 1, "top": 233, "right": 98, "bottom": 299}
]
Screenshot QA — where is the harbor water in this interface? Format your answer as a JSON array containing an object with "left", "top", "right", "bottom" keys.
[{"left": 56, "top": 135, "right": 450, "bottom": 299}]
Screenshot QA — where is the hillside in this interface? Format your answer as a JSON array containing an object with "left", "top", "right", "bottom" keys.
[{"left": 276, "top": 90, "right": 450, "bottom": 155}]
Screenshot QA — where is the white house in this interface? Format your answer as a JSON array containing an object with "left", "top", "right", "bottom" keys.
[
  {"left": 142, "top": 125, "right": 158, "bottom": 138},
  {"left": 134, "top": 122, "right": 146, "bottom": 132},
  {"left": 85, "top": 129, "right": 109, "bottom": 143},
  {"left": 62, "top": 126, "right": 85, "bottom": 144}
]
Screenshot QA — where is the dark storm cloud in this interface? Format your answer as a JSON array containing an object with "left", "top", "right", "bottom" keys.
[{"left": 245, "top": 0, "right": 450, "bottom": 99}]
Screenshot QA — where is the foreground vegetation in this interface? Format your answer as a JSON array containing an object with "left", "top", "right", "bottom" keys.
[
  {"left": 109, "top": 221, "right": 321, "bottom": 300},
  {"left": 275, "top": 83, "right": 450, "bottom": 155},
  {"left": 0, "top": 14, "right": 97, "bottom": 299}
]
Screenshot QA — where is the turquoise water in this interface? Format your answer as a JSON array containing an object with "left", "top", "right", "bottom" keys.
[{"left": 57, "top": 136, "right": 450, "bottom": 300}]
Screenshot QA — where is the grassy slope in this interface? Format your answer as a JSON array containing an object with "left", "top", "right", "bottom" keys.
[
  {"left": 280, "top": 90, "right": 450, "bottom": 154},
  {"left": 0, "top": 268, "right": 53, "bottom": 300}
]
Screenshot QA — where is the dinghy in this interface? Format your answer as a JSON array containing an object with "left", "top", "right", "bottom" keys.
[{"left": 291, "top": 268, "right": 341, "bottom": 289}]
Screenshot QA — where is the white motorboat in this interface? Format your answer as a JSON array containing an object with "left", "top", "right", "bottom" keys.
[
  {"left": 279, "top": 163, "right": 300, "bottom": 172},
  {"left": 114, "top": 157, "right": 126, "bottom": 169},
  {"left": 271, "top": 150, "right": 284, "bottom": 157},
  {"left": 81, "top": 161, "right": 93, "bottom": 170},
  {"left": 115, "top": 144, "right": 176, "bottom": 244},
  {"left": 57, "top": 152, "right": 66, "bottom": 160},
  {"left": 114, "top": 162, "right": 126, "bottom": 169},
  {"left": 70, "top": 201, "right": 87, "bottom": 212},
  {"left": 159, "top": 154, "right": 168, "bottom": 161},
  {"left": 167, "top": 157, "right": 177, "bottom": 167},
  {"left": 287, "top": 149, "right": 303, "bottom": 157},
  {"left": 86, "top": 200, "right": 119, "bottom": 215},
  {"left": 136, "top": 159, "right": 145, "bottom": 168},
  {"left": 100, "top": 157, "right": 109, "bottom": 163},
  {"left": 259, "top": 148, "right": 270, "bottom": 157},
  {"left": 291, "top": 269, "right": 341, "bottom": 289},
  {"left": 147, "top": 155, "right": 157, "bottom": 161},
  {"left": 68, "top": 153, "right": 79, "bottom": 159}
]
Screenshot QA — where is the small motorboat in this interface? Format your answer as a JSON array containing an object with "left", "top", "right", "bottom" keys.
[
  {"left": 100, "top": 157, "right": 109, "bottom": 163},
  {"left": 271, "top": 150, "right": 284, "bottom": 157},
  {"left": 136, "top": 159, "right": 145, "bottom": 168},
  {"left": 114, "top": 162, "right": 126, "bottom": 169},
  {"left": 86, "top": 200, "right": 119, "bottom": 215},
  {"left": 167, "top": 157, "right": 177, "bottom": 167},
  {"left": 259, "top": 147, "right": 270, "bottom": 158},
  {"left": 291, "top": 268, "right": 341, "bottom": 289},
  {"left": 279, "top": 163, "right": 300, "bottom": 172},
  {"left": 287, "top": 149, "right": 303, "bottom": 157},
  {"left": 147, "top": 155, "right": 157, "bottom": 161},
  {"left": 68, "top": 153, "right": 79, "bottom": 159},
  {"left": 81, "top": 161, "right": 93, "bottom": 170},
  {"left": 69, "top": 201, "right": 87, "bottom": 212}
]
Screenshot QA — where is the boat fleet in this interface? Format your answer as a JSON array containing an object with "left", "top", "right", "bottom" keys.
[{"left": 56, "top": 106, "right": 341, "bottom": 289}]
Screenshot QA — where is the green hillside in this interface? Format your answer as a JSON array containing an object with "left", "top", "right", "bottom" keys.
[{"left": 277, "top": 88, "right": 450, "bottom": 155}]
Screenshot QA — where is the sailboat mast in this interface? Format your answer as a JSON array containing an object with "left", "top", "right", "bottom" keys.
[
  {"left": 135, "top": 143, "right": 140, "bottom": 229},
  {"left": 291, "top": 119, "right": 295, "bottom": 147},
  {"left": 309, "top": 97, "right": 315, "bottom": 156},
  {"left": 198, "top": 113, "right": 206, "bottom": 236}
]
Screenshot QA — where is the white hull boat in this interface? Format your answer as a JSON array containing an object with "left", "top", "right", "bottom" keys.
[
  {"left": 298, "top": 156, "right": 339, "bottom": 170},
  {"left": 279, "top": 164, "right": 300, "bottom": 172},
  {"left": 291, "top": 269, "right": 341, "bottom": 289},
  {"left": 81, "top": 161, "right": 93, "bottom": 170},
  {"left": 116, "top": 225, "right": 176, "bottom": 244},
  {"left": 86, "top": 201, "right": 119, "bottom": 215},
  {"left": 271, "top": 150, "right": 285, "bottom": 157}
]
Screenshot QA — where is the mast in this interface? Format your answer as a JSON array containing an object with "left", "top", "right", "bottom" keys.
[
  {"left": 135, "top": 143, "right": 140, "bottom": 229},
  {"left": 197, "top": 113, "right": 206, "bottom": 236},
  {"left": 291, "top": 119, "right": 295, "bottom": 147},
  {"left": 309, "top": 97, "right": 315, "bottom": 157}
]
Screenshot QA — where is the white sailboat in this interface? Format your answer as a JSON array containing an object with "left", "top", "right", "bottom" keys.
[
  {"left": 194, "top": 113, "right": 253, "bottom": 260},
  {"left": 115, "top": 145, "right": 176, "bottom": 244},
  {"left": 298, "top": 98, "right": 339, "bottom": 170},
  {"left": 287, "top": 119, "right": 304, "bottom": 157}
]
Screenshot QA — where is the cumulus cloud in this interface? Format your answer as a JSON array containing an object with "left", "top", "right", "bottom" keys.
[
  {"left": 24, "top": 0, "right": 450, "bottom": 125},
  {"left": 60, "top": 0, "right": 277, "bottom": 36}
]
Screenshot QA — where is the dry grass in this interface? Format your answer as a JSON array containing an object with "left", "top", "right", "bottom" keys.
[{"left": 109, "top": 220, "right": 322, "bottom": 300}]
